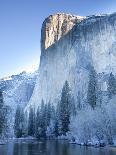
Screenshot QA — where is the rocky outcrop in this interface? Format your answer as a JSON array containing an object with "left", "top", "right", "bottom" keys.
[{"left": 41, "top": 13, "right": 84, "bottom": 54}]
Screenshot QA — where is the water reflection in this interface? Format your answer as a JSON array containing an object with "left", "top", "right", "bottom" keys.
[{"left": 0, "top": 139, "right": 116, "bottom": 155}]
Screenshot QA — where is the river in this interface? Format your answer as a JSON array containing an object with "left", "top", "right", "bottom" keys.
[{"left": 0, "top": 139, "right": 116, "bottom": 155}]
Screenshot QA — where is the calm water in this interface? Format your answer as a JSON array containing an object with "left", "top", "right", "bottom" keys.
[{"left": 0, "top": 139, "right": 116, "bottom": 155}]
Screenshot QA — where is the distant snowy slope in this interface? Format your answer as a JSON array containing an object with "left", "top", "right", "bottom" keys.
[{"left": 0, "top": 71, "right": 37, "bottom": 108}]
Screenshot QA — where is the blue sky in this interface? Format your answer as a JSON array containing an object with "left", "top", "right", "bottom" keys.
[{"left": 0, "top": 0, "right": 116, "bottom": 78}]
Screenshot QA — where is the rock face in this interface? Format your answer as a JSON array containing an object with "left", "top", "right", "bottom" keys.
[
  {"left": 27, "top": 12, "right": 116, "bottom": 110},
  {"left": 41, "top": 13, "right": 84, "bottom": 54}
]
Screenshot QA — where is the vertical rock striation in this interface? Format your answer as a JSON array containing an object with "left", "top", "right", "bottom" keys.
[{"left": 41, "top": 13, "right": 84, "bottom": 54}]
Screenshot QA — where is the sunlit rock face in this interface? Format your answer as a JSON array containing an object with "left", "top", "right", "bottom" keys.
[
  {"left": 41, "top": 13, "right": 84, "bottom": 53},
  {"left": 27, "top": 13, "right": 116, "bottom": 109}
]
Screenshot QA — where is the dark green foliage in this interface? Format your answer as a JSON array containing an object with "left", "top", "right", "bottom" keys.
[
  {"left": 35, "top": 106, "right": 40, "bottom": 138},
  {"left": 28, "top": 107, "right": 35, "bottom": 136},
  {"left": 0, "top": 91, "right": 4, "bottom": 109},
  {"left": 14, "top": 105, "right": 25, "bottom": 138},
  {"left": 3, "top": 105, "right": 11, "bottom": 138},
  {"left": 13, "top": 81, "right": 75, "bottom": 138},
  {"left": 35, "top": 100, "right": 46, "bottom": 138},
  {"left": 0, "top": 91, "right": 4, "bottom": 134},
  {"left": 35, "top": 100, "right": 56, "bottom": 139},
  {"left": 87, "top": 66, "right": 97, "bottom": 109},
  {"left": 46, "top": 101, "right": 52, "bottom": 126},
  {"left": 59, "top": 80, "right": 71, "bottom": 135},
  {"left": 108, "top": 72, "right": 116, "bottom": 98},
  {"left": 54, "top": 102, "right": 60, "bottom": 136},
  {"left": 0, "top": 91, "right": 8, "bottom": 136},
  {"left": 39, "top": 100, "right": 47, "bottom": 138},
  {"left": 12, "top": 80, "right": 76, "bottom": 138},
  {"left": 54, "top": 120, "right": 59, "bottom": 137}
]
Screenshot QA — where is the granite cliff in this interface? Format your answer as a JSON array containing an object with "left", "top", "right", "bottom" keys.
[{"left": 27, "top": 12, "right": 116, "bottom": 109}]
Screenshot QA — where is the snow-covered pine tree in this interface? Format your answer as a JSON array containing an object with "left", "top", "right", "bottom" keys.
[
  {"left": 20, "top": 108, "right": 25, "bottom": 136},
  {"left": 46, "top": 103, "right": 57, "bottom": 137},
  {"left": 53, "top": 102, "right": 60, "bottom": 136},
  {"left": 108, "top": 72, "right": 116, "bottom": 98},
  {"left": 28, "top": 107, "right": 35, "bottom": 136},
  {"left": 87, "top": 66, "right": 97, "bottom": 109},
  {"left": 14, "top": 105, "right": 25, "bottom": 138},
  {"left": 54, "top": 120, "right": 59, "bottom": 137},
  {"left": 41, "top": 100, "right": 48, "bottom": 138},
  {"left": 36, "top": 99, "right": 47, "bottom": 138},
  {"left": 0, "top": 90, "right": 9, "bottom": 137},
  {"left": 46, "top": 101, "right": 52, "bottom": 126},
  {"left": 0, "top": 91, "right": 4, "bottom": 109},
  {"left": 0, "top": 91, "right": 4, "bottom": 135},
  {"left": 51, "top": 104, "right": 55, "bottom": 120},
  {"left": 35, "top": 106, "right": 40, "bottom": 138},
  {"left": 59, "top": 80, "right": 71, "bottom": 135},
  {"left": 22, "top": 111, "right": 28, "bottom": 137},
  {"left": 2, "top": 105, "right": 11, "bottom": 138}
]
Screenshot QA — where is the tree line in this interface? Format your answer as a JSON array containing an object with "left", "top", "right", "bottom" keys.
[
  {"left": 14, "top": 68, "right": 116, "bottom": 139},
  {"left": 14, "top": 80, "right": 74, "bottom": 138}
]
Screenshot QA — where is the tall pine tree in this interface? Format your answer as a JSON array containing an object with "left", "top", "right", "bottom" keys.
[
  {"left": 35, "top": 106, "right": 40, "bottom": 138},
  {"left": 0, "top": 91, "right": 4, "bottom": 109},
  {"left": 14, "top": 105, "right": 25, "bottom": 138},
  {"left": 0, "top": 90, "right": 8, "bottom": 136},
  {"left": 108, "top": 72, "right": 116, "bottom": 98},
  {"left": 46, "top": 101, "right": 52, "bottom": 127},
  {"left": 28, "top": 107, "right": 35, "bottom": 136},
  {"left": 35, "top": 100, "right": 47, "bottom": 138},
  {"left": 59, "top": 80, "right": 71, "bottom": 135},
  {"left": 39, "top": 100, "right": 47, "bottom": 138},
  {"left": 87, "top": 66, "right": 97, "bottom": 109}
]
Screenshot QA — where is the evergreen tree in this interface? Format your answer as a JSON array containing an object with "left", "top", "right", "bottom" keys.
[
  {"left": 22, "top": 112, "right": 28, "bottom": 136},
  {"left": 28, "top": 107, "right": 35, "bottom": 136},
  {"left": 0, "top": 91, "right": 4, "bottom": 135},
  {"left": 0, "top": 90, "right": 8, "bottom": 136},
  {"left": 54, "top": 120, "right": 59, "bottom": 137},
  {"left": 51, "top": 104, "right": 56, "bottom": 123},
  {"left": 14, "top": 105, "right": 25, "bottom": 138},
  {"left": 35, "top": 106, "right": 40, "bottom": 138},
  {"left": 0, "top": 91, "right": 4, "bottom": 109},
  {"left": 20, "top": 108, "right": 25, "bottom": 136},
  {"left": 59, "top": 80, "right": 71, "bottom": 135},
  {"left": 46, "top": 102, "right": 52, "bottom": 126},
  {"left": 87, "top": 66, "right": 97, "bottom": 109},
  {"left": 108, "top": 72, "right": 116, "bottom": 98},
  {"left": 35, "top": 100, "right": 47, "bottom": 138},
  {"left": 54, "top": 102, "right": 60, "bottom": 136},
  {"left": 3, "top": 105, "right": 11, "bottom": 138},
  {"left": 39, "top": 100, "right": 47, "bottom": 138}
]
